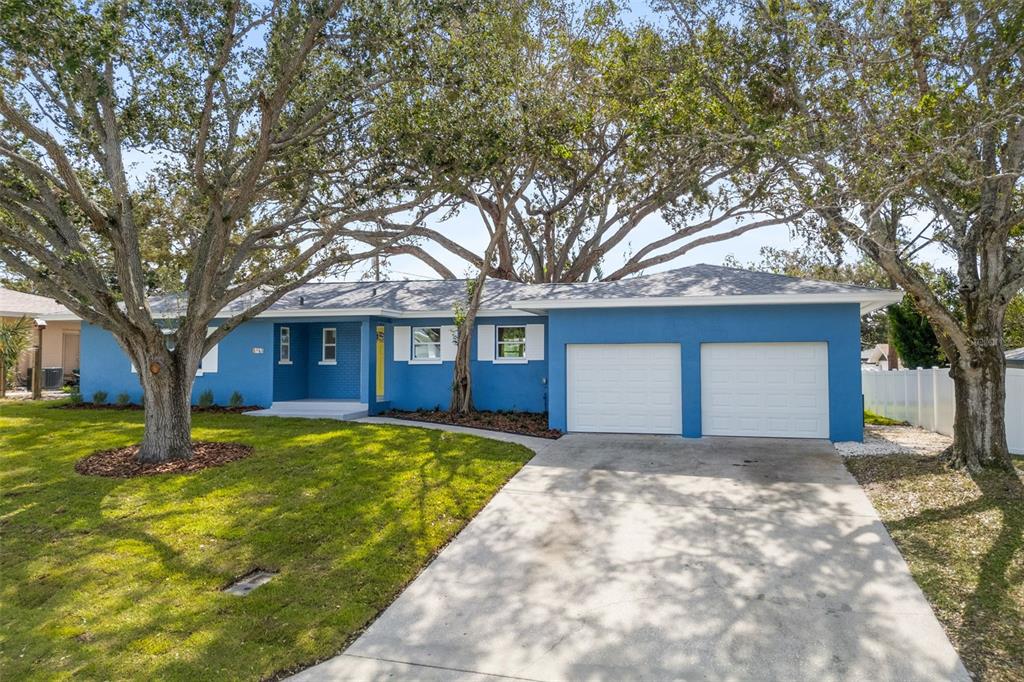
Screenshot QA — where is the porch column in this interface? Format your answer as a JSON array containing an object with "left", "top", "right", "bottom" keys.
[
  {"left": 32, "top": 319, "right": 46, "bottom": 399},
  {"left": 359, "top": 318, "right": 371, "bottom": 405}
]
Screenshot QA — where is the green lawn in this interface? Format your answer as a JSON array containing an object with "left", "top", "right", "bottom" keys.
[
  {"left": 0, "top": 401, "right": 533, "bottom": 680},
  {"left": 846, "top": 454, "right": 1024, "bottom": 681},
  {"left": 863, "top": 409, "right": 908, "bottom": 426}
]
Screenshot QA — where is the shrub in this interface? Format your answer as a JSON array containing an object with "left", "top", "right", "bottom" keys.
[
  {"left": 92, "top": 390, "right": 108, "bottom": 405},
  {"left": 67, "top": 389, "right": 83, "bottom": 406},
  {"left": 197, "top": 389, "right": 215, "bottom": 408},
  {"left": 115, "top": 393, "right": 131, "bottom": 407},
  {"left": 228, "top": 391, "right": 244, "bottom": 408}
]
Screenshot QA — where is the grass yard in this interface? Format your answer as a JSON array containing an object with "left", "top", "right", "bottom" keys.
[
  {"left": 0, "top": 401, "right": 533, "bottom": 680},
  {"left": 863, "top": 409, "right": 909, "bottom": 426},
  {"left": 845, "top": 453, "right": 1024, "bottom": 681}
]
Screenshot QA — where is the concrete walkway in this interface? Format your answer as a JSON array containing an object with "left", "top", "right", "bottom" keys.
[{"left": 291, "top": 432, "right": 969, "bottom": 681}]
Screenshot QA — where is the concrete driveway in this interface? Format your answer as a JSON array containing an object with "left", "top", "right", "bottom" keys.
[{"left": 292, "top": 433, "right": 969, "bottom": 681}]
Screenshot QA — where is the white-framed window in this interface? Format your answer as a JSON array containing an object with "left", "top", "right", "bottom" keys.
[
  {"left": 496, "top": 325, "right": 526, "bottom": 360},
  {"left": 279, "top": 326, "right": 291, "bottom": 364},
  {"left": 320, "top": 327, "right": 337, "bottom": 364},
  {"left": 412, "top": 326, "right": 442, "bottom": 360}
]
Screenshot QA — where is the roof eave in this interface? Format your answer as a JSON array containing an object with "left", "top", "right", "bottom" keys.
[{"left": 509, "top": 291, "right": 904, "bottom": 316}]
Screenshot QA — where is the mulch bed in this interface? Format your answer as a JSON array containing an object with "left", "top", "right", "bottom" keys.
[
  {"left": 75, "top": 441, "right": 254, "bottom": 478},
  {"left": 56, "top": 403, "right": 260, "bottom": 413},
  {"left": 383, "top": 409, "right": 562, "bottom": 439}
]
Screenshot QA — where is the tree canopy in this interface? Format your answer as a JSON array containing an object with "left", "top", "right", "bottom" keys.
[
  {"left": 665, "top": 0, "right": 1023, "bottom": 469},
  {"left": 0, "top": 0, "right": 461, "bottom": 460}
]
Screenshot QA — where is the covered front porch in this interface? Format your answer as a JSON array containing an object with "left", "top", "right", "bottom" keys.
[{"left": 265, "top": 318, "right": 388, "bottom": 417}]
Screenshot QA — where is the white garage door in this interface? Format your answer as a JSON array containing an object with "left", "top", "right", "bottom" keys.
[
  {"left": 567, "top": 344, "right": 681, "bottom": 434},
  {"left": 701, "top": 342, "right": 830, "bottom": 439}
]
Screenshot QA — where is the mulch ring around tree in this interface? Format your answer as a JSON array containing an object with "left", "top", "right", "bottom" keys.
[
  {"left": 75, "top": 441, "right": 254, "bottom": 478},
  {"left": 383, "top": 409, "right": 562, "bottom": 439}
]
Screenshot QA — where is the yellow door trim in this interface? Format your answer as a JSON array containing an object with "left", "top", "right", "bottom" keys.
[{"left": 375, "top": 325, "right": 385, "bottom": 398}]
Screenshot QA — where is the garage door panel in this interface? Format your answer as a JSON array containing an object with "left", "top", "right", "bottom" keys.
[
  {"left": 701, "top": 342, "right": 829, "bottom": 439},
  {"left": 568, "top": 344, "right": 681, "bottom": 434}
]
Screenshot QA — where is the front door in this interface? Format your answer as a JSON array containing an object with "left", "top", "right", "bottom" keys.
[
  {"left": 62, "top": 332, "right": 80, "bottom": 378},
  {"left": 375, "top": 325, "right": 385, "bottom": 399}
]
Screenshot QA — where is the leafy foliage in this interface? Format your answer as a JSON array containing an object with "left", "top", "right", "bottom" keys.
[
  {"left": 363, "top": 0, "right": 797, "bottom": 283},
  {"left": 888, "top": 297, "right": 942, "bottom": 369},
  {"left": 0, "top": 315, "right": 31, "bottom": 393},
  {"left": 0, "top": 0, "right": 466, "bottom": 460},
  {"left": 664, "top": 0, "right": 1023, "bottom": 467}
]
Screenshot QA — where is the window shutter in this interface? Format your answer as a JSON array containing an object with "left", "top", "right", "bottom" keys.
[
  {"left": 477, "top": 324, "right": 495, "bottom": 361},
  {"left": 393, "top": 326, "right": 410, "bottom": 362},
  {"left": 200, "top": 328, "right": 219, "bottom": 373},
  {"left": 440, "top": 325, "right": 457, "bottom": 361},
  {"left": 525, "top": 324, "right": 545, "bottom": 361}
]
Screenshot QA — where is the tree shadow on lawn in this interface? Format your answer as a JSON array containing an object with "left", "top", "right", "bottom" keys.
[
  {"left": 0, "top": 407, "right": 532, "bottom": 681},
  {"left": 852, "top": 455, "right": 1024, "bottom": 680}
]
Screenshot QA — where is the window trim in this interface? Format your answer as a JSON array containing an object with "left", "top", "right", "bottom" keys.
[
  {"left": 279, "top": 326, "right": 292, "bottom": 365},
  {"left": 495, "top": 325, "right": 528, "bottom": 364},
  {"left": 411, "top": 325, "right": 443, "bottom": 364},
  {"left": 319, "top": 327, "right": 337, "bottom": 365}
]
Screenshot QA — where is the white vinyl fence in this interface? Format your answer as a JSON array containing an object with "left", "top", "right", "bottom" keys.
[{"left": 862, "top": 367, "right": 1024, "bottom": 455}]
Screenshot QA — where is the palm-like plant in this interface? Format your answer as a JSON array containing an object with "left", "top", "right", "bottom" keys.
[{"left": 0, "top": 316, "right": 32, "bottom": 397}]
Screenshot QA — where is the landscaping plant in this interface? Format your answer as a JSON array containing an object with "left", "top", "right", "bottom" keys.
[{"left": 0, "top": 315, "right": 31, "bottom": 398}]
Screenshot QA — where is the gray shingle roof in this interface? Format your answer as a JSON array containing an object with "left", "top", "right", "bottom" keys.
[
  {"left": 1007, "top": 348, "right": 1024, "bottom": 367},
  {"left": 58, "top": 264, "right": 907, "bottom": 319},
  {"left": 514, "top": 264, "right": 892, "bottom": 303},
  {"left": 0, "top": 287, "right": 71, "bottom": 317}
]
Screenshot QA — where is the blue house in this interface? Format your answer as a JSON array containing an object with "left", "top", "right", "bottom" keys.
[{"left": 79, "top": 265, "right": 901, "bottom": 441}]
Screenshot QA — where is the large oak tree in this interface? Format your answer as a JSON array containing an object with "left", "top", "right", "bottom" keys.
[
  {"left": 0, "top": 0, "right": 454, "bottom": 461},
  {"left": 666, "top": 0, "right": 1023, "bottom": 470},
  {"left": 358, "top": 0, "right": 800, "bottom": 285}
]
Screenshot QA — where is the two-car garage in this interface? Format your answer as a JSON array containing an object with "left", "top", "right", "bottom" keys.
[{"left": 566, "top": 342, "right": 831, "bottom": 439}]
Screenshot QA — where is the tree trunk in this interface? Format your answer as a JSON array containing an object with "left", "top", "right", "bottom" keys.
[
  {"left": 450, "top": 211, "right": 507, "bottom": 414},
  {"left": 0, "top": 357, "right": 6, "bottom": 398},
  {"left": 944, "top": 343, "right": 1011, "bottom": 471},
  {"left": 136, "top": 354, "right": 195, "bottom": 463},
  {"left": 450, "top": 275, "right": 488, "bottom": 414}
]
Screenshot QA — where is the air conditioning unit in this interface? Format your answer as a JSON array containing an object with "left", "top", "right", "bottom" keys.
[{"left": 43, "top": 367, "right": 64, "bottom": 389}]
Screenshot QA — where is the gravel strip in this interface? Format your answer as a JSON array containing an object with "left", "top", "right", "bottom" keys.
[{"left": 836, "top": 424, "right": 953, "bottom": 457}]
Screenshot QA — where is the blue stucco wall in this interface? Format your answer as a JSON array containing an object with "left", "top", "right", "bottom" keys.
[
  {"left": 80, "top": 319, "right": 275, "bottom": 407},
  {"left": 383, "top": 316, "right": 548, "bottom": 414},
  {"left": 304, "top": 321, "right": 361, "bottom": 400},
  {"left": 545, "top": 304, "right": 863, "bottom": 441}
]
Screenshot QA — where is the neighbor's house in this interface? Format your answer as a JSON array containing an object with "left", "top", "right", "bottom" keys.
[
  {"left": 861, "top": 343, "right": 902, "bottom": 371},
  {"left": 79, "top": 265, "right": 901, "bottom": 441},
  {"left": 1007, "top": 348, "right": 1024, "bottom": 370},
  {"left": 0, "top": 287, "right": 80, "bottom": 389}
]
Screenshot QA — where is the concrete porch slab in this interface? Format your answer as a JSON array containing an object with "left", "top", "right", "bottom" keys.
[{"left": 245, "top": 399, "right": 368, "bottom": 420}]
